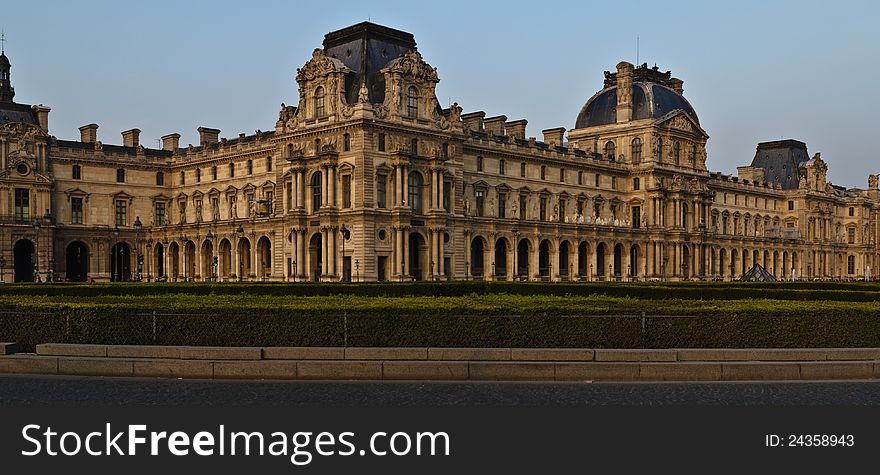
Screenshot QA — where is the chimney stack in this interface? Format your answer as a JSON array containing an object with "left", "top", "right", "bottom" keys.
[
  {"left": 505, "top": 120, "right": 528, "bottom": 140},
  {"left": 615, "top": 61, "right": 634, "bottom": 123},
  {"left": 198, "top": 127, "right": 220, "bottom": 146},
  {"left": 461, "top": 111, "right": 485, "bottom": 133},
  {"left": 161, "top": 133, "right": 181, "bottom": 152},
  {"left": 32, "top": 105, "right": 50, "bottom": 133},
  {"left": 483, "top": 115, "right": 507, "bottom": 136},
  {"left": 542, "top": 127, "right": 566, "bottom": 147},
  {"left": 121, "top": 128, "right": 140, "bottom": 148},
  {"left": 79, "top": 123, "right": 99, "bottom": 143}
]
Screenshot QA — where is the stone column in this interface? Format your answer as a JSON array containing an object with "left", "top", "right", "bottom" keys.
[
  {"left": 402, "top": 166, "right": 409, "bottom": 207},
  {"left": 439, "top": 230, "right": 446, "bottom": 278},
  {"left": 487, "top": 236, "right": 496, "bottom": 281},
  {"left": 330, "top": 227, "right": 337, "bottom": 277},
  {"left": 403, "top": 227, "right": 410, "bottom": 279},
  {"left": 329, "top": 166, "right": 336, "bottom": 208}
]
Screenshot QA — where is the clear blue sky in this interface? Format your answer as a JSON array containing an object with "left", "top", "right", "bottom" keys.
[{"left": 4, "top": 0, "right": 877, "bottom": 187}]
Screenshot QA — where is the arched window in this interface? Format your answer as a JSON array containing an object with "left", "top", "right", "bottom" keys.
[
  {"left": 314, "top": 86, "right": 325, "bottom": 118},
  {"left": 673, "top": 141, "right": 681, "bottom": 164},
  {"left": 311, "top": 171, "right": 322, "bottom": 212},
  {"left": 604, "top": 141, "right": 616, "bottom": 160},
  {"left": 631, "top": 137, "right": 642, "bottom": 163},
  {"left": 156, "top": 171, "right": 164, "bottom": 186},
  {"left": 407, "top": 86, "right": 418, "bottom": 118},
  {"left": 72, "top": 164, "right": 82, "bottom": 180},
  {"left": 657, "top": 138, "right": 663, "bottom": 161},
  {"left": 408, "top": 171, "right": 423, "bottom": 213}
]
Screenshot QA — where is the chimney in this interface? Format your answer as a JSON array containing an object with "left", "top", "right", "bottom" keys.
[
  {"left": 161, "top": 133, "right": 181, "bottom": 151},
  {"left": 79, "top": 123, "right": 99, "bottom": 143},
  {"left": 483, "top": 115, "right": 507, "bottom": 136},
  {"left": 542, "top": 127, "right": 566, "bottom": 147},
  {"left": 505, "top": 120, "right": 528, "bottom": 140},
  {"left": 121, "top": 128, "right": 140, "bottom": 148},
  {"left": 198, "top": 127, "right": 221, "bottom": 146},
  {"left": 615, "top": 61, "right": 634, "bottom": 123},
  {"left": 32, "top": 105, "right": 50, "bottom": 133},
  {"left": 461, "top": 111, "right": 485, "bottom": 132},
  {"left": 669, "top": 77, "right": 684, "bottom": 95}
]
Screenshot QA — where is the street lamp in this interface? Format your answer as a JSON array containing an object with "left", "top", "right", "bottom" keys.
[
  {"left": 206, "top": 230, "right": 215, "bottom": 281},
  {"left": 355, "top": 259, "right": 360, "bottom": 283},
  {"left": 113, "top": 225, "right": 120, "bottom": 282},
  {"left": 0, "top": 256, "right": 5, "bottom": 282},
  {"left": 134, "top": 216, "right": 143, "bottom": 281},
  {"left": 32, "top": 219, "right": 41, "bottom": 282},
  {"left": 181, "top": 235, "right": 190, "bottom": 282},
  {"left": 236, "top": 224, "right": 244, "bottom": 282},
  {"left": 340, "top": 224, "right": 350, "bottom": 282}
]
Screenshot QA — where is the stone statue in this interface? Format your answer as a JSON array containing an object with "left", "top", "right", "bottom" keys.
[
  {"left": 357, "top": 80, "right": 370, "bottom": 103},
  {"left": 463, "top": 199, "right": 470, "bottom": 216},
  {"left": 248, "top": 199, "right": 256, "bottom": 218},
  {"left": 230, "top": 197, "right": 237, "bottom": 219},
  {"left": 179, "top": 203, "right": 186, "bottom": 224},
  {"left": 869, "top": 174, "right": 879, "bottom": 190}
]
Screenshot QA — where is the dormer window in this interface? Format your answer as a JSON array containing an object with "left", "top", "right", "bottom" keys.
[
  {"left": 407, "top": 86, "right": 418, "bottom": 118},
  {"left": 604, "top": 141, "right": 615, "bottom": 160},
  {"left": 314, "top": 86, "right": 325, "bottom": 118}
]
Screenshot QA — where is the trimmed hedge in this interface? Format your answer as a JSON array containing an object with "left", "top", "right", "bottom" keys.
[
  {"left": 0, "top": 280, "right": 879, "bottom": 301},
  {"left": 3, "top": 306, "right": 880, "bottom": 351}
]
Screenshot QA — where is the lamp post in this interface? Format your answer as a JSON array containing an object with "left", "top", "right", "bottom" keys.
[
  {"left": 134, "top": 216, "right": 143, "bottom": 281},
  {"left": 113, "top": 225, "right": 120, "bottom": 282},
  {"left": 569, "top": 263, "right": 573, "bottom": 282},
  {"left": 236, "top": 224, "right": 244, "bottom": 282},
  {"left": 590, "top": 263, "right": 593, "bottom": 282},
  {"left": 32, "top": 219, "right": 41, "bottom": 282},
  {"left": 355, "top": 259, "right": 359, "bottom": 283},
  {"left": 181, "top": 235, "right": 190, "bottom": 282},
  {"left": 206, "top": 230, "right": 215, "bottom": 282},
  {"left": 340, "top": 224, "right": 350, "bottom": 282},
  {"left": 0, "top": 256, "right": 5, "bottom": 283}
]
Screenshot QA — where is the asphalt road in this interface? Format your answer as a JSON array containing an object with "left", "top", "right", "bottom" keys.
[{"left": 2, "top": 375, "right": 880, "bottom": 406}]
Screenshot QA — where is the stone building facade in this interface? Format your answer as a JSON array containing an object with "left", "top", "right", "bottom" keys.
[{"left": 1, "top": 22, "right": 878, "bottom": 283}]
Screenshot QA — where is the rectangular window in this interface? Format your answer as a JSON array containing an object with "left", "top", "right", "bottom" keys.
[
  {"left": 559, "top": 168, "right": 565, "bottom": 183},
  {"left": 115, "top": 199, "right": 127, "bottom": 226},
  {"left": 578, "top": 171, "right": 583, "bottom": 185},
  {"left": 788, "top": 200, "right": 795, "bottom": 211},
  {"left": 595, "top": 174, "right": 600, "bottom": 187},
  {"left": 342, "top": 175, "right": 352, "bottom": 208},
  {"left": 498, "top": 191, "right": 507, "bottom": 218},
  {"left": 848, "top": 255, "right": 856, "bottom": 275},
  {"left": 212, "top": 166, "right": 218, "bottom": 180},
  {"left": 377, "top": 174, "right": 387, "bottom": 208},
  {"left": 611, "top": 176, "right": 617, "bottom": 190},
  {"left": 286, "top": 181, "right": 293, "bottom": 211},
  {"left": 477, "top": 156, "right": 484, "bottom": 172},
  {"left": 540, "top": 166, "right": 546, "bottom": 180},
  {"left": 848, "top": 228, "right": 856, "bottom": 244},
  {"left": 196, "top": 168, "right": 201, "bottom": 183},
  {"left": 14, "top": 188, "right": 29, "bottom": 223},
  {"left": 180, "top": 171, "right": 185, "bottom": 185},
  {"left": 267, "top": 157, "right": 273, "bottom": 172},
  {"left": 443, "top": 181, "right": 451, "bottom": 212},
  {"left": 265, "top": 192, "right": 273, "bottom": 214},
  {"left": 519, "top": 193, "right": 527, "bottom": 220},
  {"left": 576, "top": 199, "right": 584, "bottom": 217},
  {"left": 849, "top": 207, "right": 855, "bottom": 217},
  {"left": 475, "top": 190, "right": 485, "bottom": 217},
  {"left": 116, "top": 168, "right": 125, "bottom": 183},
  {"left": 378, "top": 133, "right": 385, "bottom": 152},
  {"left": 558, "top": 198, "right": 566, "bottom": 222},
  {"left": 633, "top": 178, "right": 640, "bottom": 190},
  {"left": 155, "top": 202, "right": 166, "bottom": 226},
  {"left": 499, "top": 159, "right": 505, "bottom": 175},
  {"left": 520, "top": 162, "right": 526, "bottom": 177},
  {"left": 539, "top": 196, "right": 547, "bottom": 221},
  {"left": 72, "top": 164, "right": 81, "bottom": 180},
  {"left": 71, "top": 197, "right": 83, "bottom": 224},
  {"left": 632, "top": 206, "right": 641, "bottom": 229}
]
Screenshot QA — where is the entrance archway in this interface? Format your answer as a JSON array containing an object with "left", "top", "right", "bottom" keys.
[
  {"left": 184, "top": 240, "right": 196, "bottom": 280},
  {"left": 257, "top": 236, "right": 272, "bottom": 278},
  {"left": 219, "top": 239, "right": 231, "bottom": 278},
  {"left": 596, "top": 242, "right": 606, "bottom": 280},
  {"left": 65, "top": 241, "right": 89, "bottom": 282},
  {"left": 154, "top": 243, "right": 165, "bottom": 279},
  {"left": 559, "top": 241, "right": 570, "bottom": 279},
  {"left": 202, "top": 239, "right": 214, "bottom": 280},
  {"left": 516, "top": 239, "right": 530, "bottom": 279},
  {"left": 110, "top": 242, "right": 131, "bottom": 282},
  {"left": 13, "top": 239, "right": 35, "bottom": 282},
  {"left": 238, "top": 237, "right": 252, "bottom": 279},
  {"left": 408, "top": 232, "right": 425, "bottom": 281},
  {"left": 309, "top": 233, "right": 322, "bottom": 281},
  {"left": 494, "top": 238, "right": 508, "bottom": 279},
  {"left": 613, "top": 243, "right": 623, "bottom": 280},
  {"left": 538, "top": 239, "right": 551, "bottom": 279},
  {"left": 470, "top": 237, "right": 485, "bottom": 278}
]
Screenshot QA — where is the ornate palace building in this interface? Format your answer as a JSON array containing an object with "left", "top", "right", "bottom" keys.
[{"left": 1, "top": 22, "right": 878, "bottom": 283}]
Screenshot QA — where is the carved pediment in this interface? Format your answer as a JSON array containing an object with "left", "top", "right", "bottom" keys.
[
  {"left": 656, "top": 110, "right": 707, "bottom": 138},
  {"left": 383, "top": 49, "right": 439, "bottom": 83},
  {"left": 295, "top": 48, "right": 352, "bottom": 83}
]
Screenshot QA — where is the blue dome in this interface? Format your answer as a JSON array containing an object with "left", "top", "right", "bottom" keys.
[{"left": 575, "top": 82, "right": 698, "bottom": 129}]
